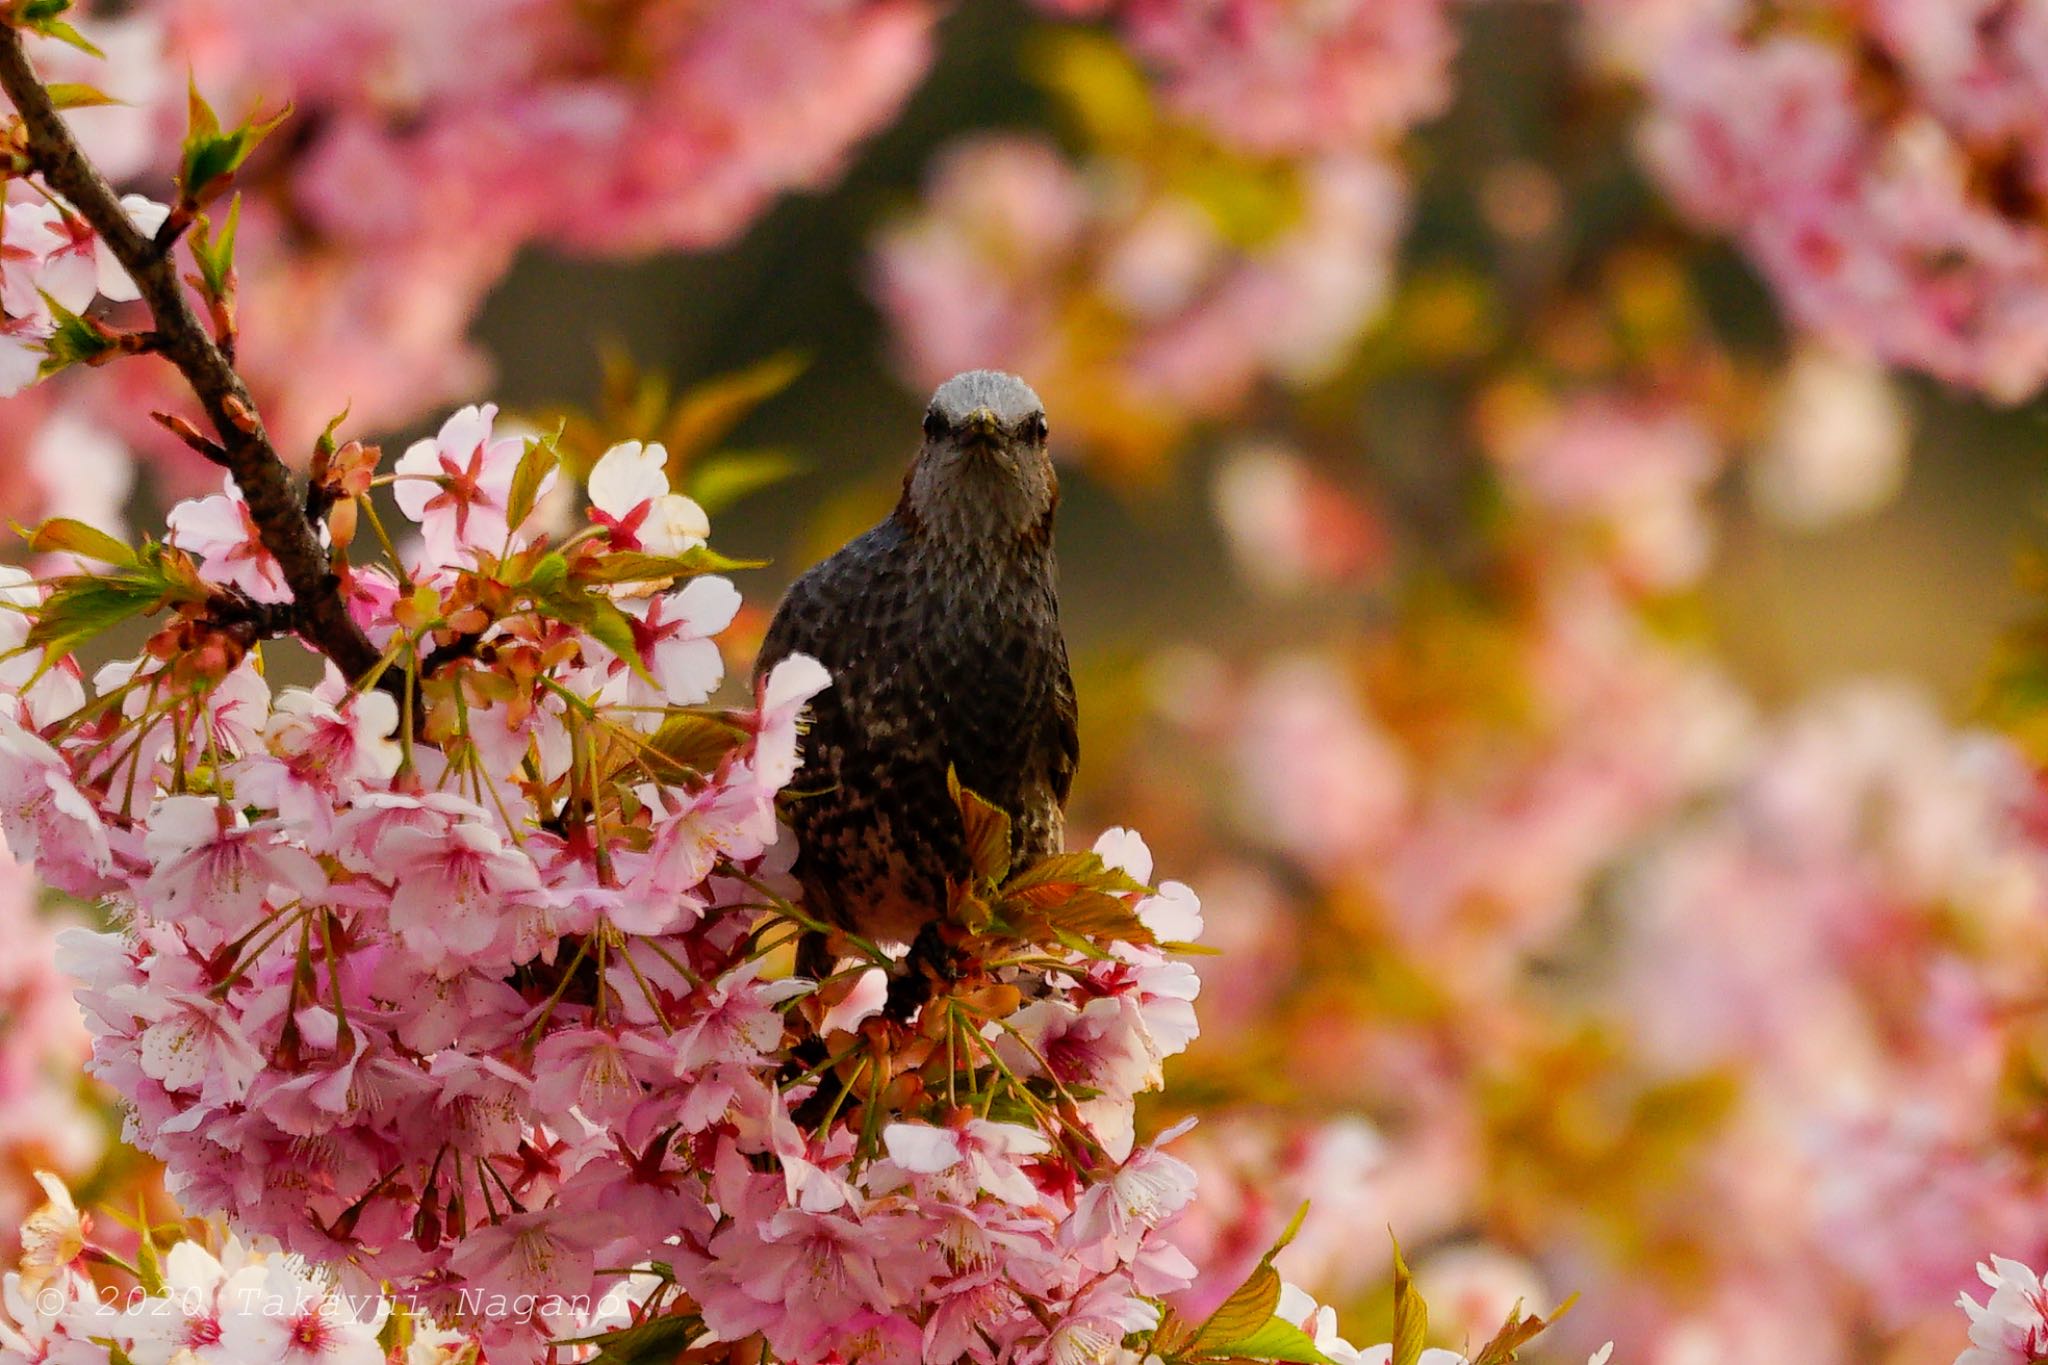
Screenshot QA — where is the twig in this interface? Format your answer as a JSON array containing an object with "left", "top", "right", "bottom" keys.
[
  {"left": 418, "top": 630, "right": 487, "bottom": 679},
  {"left": 0, "top": 25, "right": 385, "bottom": 686}
]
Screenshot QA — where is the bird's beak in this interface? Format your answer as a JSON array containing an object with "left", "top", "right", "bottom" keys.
[{"left": 962, "top": 407, "right": 1002, "bottom": 447}]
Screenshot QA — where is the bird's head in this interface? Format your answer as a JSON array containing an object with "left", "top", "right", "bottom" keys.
[{"left": 900, "top": 370, "right": 1057, "bottom": 545}]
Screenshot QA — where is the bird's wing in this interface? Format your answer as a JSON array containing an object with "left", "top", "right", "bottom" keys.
[
  {"left": 1048, "top": 637, "right": 1079, "bottom": 809},
  {"left": 753, "top": 562, "right": 823, "bottom": 684}
]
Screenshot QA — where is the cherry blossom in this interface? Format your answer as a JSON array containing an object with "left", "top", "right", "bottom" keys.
[
  {"left": 1958, "top": 1256, "right": 2048, "bottom": 1365},
  {"left": 872, "top": 134, "right": 1407, "bottom": 475},
  {"left": 139, "top": 798, "right": 327, "bottom": 949},
  {"left": 1102, "top": 0, "right": 1458, "bottom": 156},
  {"left": 0, "top": 719, "right": 110, "bottom": 896},
  {"left": 883, "top": 1120, "right": 1051, "bottom": 1207},
  {"left": 0, "top": 193, "right": 169, "bottom": 399},
  {"left": 1610, "top": 0, "right": 2048, "bottom": 401},
  {"left": 391, "top": 404, "right": 535, "bottom": 568},
  {"left": 587, "top": 441, "right": 710, "bottom": 557},
  {"left": 2, "top": 1, "right": 940, "bottom": 509},
  {"left": 166, "top": 482, "right": 292, "bottom": 604}
]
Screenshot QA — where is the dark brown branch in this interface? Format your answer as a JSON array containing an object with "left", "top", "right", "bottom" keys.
[{"left": 0, "top": 25, "right": 385, "bottom": 685}]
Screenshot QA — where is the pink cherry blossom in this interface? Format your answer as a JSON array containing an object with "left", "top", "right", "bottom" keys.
[
  {"left": 751, "top": 653, "right": 833, "bottom": 789},
  {"left": 391, "top": 404, "right": 533, "bottom": 568},
  {"left": 1486, "top": 392, "right": 1726, "bottom": 592},
  {"left": 1615, "top": 1, "right": 2048, "bottom": 401},
  {"left": 231, "top": 688, "right": 402, "bottom": 832},
  {"left": 872, "top": 135, "right": 1408, "bottom": 472},
  {"left": 379, "top": 810, "right": 546, "bottom": 971},
  {"left": 1958, "top": 1256, "right": 2048, "bottom": 1365},
  {"left": 0, "top": 719, "right": 110, "bottom": 895},
  {"left": 166, "top": 481, "right": 292, "bottom": 604},
  {"left": 611, "top": 577, "right": 741, "bottom": 709},
  {"left": 139, "top": 797, "right": 326, "bottom": 949},
  {"left": 0, "top": 193, "right": 168, "bottom": 400},
  {"left": 219, "top": 1261, "right": 389, "bottom": 1365},
  {"left": 884, "top": 1120, "right": 1051, "bottom": 1207},
  {"left": 1108, "top": 0, "right": 1459, "bottom": 156},
  {"left": 587, "top": 441, "right": 710, "bottom": 557}
]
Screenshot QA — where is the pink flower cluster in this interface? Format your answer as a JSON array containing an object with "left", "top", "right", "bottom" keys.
[
  {"left": 1, "top": 406, "right": 1235, "bottom": 1363},
  {"left": 1043, "top": 0, "right": 1458, "bottom": 157},
  {"left": 872, "top": 134, "right": 1405, "bottom": 475},
  {"left": 0, "top": 189, "right": 166, "bottom": 397},
  {"left": 874, "top": 1, "right": 1461, "bottom": 474},
  {"left": 1610, "top": 683, "right": 2048, "bottom": 1355},
  {"left": 0, "top": 840, "right": 102, "bottom": 1254},
  {"left": 0, "top": 1177, "right": 484, "bottom": 1365},
  {"left": 1139, "top": 385, "right": 2048, "bottom": 1360},
  {"left": 154, "top": 0, "right": 935, "bottom": 258},
  {"left": 1613, "top": 0, "right": 2048, "bottom": 401},
  {"left": 1481, "top": 390, "right": 1727, "bottom": 594},
  {"left": 1957, "top": 1255, "right": 2048, "bottom": 1365},
  {"left": 3, "top": 2, "right": 936, "bottom": 488},
  {"left": 0, "top": 1169, "right": 1561, "bottom": 1365}
]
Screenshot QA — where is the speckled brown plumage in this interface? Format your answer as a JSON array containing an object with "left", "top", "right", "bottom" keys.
[{"left": 753, "top": 371, "right": 1078, "bottom": 947}]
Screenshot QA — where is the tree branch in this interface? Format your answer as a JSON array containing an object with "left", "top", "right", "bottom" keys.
[{"left": 0, "top": 24, "right": 385, "bottom": 685}]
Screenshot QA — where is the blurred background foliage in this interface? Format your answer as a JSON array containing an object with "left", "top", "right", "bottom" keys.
[{"left": 482, "top": 1, "right": 2042, "bottom": 721}]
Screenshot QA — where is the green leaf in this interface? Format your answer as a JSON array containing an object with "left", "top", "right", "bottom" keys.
[
  {"left": 523, "top": 551, "right": 569, "bottom": 597},
  {"left": 587, "top": 1312, "right": 701, "bottom": 1365},
  {"left": 17, "top": 542, "right": 208, "bottom": 667},
  {"left": 35, "top": 292, "right": 115, "bottom": 376},
  {"left": 507, "top": 432, "right": 561, "bottom": 533},
  {"left": 640, "top": 712, "right": 747, "bottom": 781},
  {"left": 313, "top": 398, "right": 348, "bottom": 459},
  {"left": 190, "top": 195, "right": 241, "bottom": 298},
  {"left": 1049, "top": 926, "right": 1114, "bottom": 961},
  {"left": 685, "top": 447, "right": 804, "bottom": 514},
  {"left": 26, "top": 516, "right": 136, "bottom": 565},
  {"left": 1268, "top": 1202, "right": 1311, "bottom": 1259},
  {"left": 1203, "top": 1316, "right": 1333, "bottom": 1365},
  {"left": 15, "top": 2, "right": 103, "bottom": 57},
  {"left": 26, "top": 571, "right": 167, "bottom": 662},
  {"left": 578, "top": 547, "right": 764, "bottom": 586},
  {"left": 949, "top": 767, "right": 1011, "bottom": 884},
  {"left": 132, "top": 1215, "right": 164, "bottom": 1296},
  {"left": 995, "top": 848, "right": 1157, "bottom": 946},
  {"left": 177, "top": 80, "right": 288, "bottom": 205},
  {"left": 585, "top": 596, "right": 651, "bottom": 681},
  {"left": 1195, "top": 1263, "right": 1282, "bottom": 1351},
  {"left": 953, "top": 886, "right": 995, "bottom": 935},
  {"left": 1040, "top": 888, "right": 1154, "bottom": 944},
  {"left": 44, "top": 82, "right": 122, "bottom": 109},
  {"left": 1391, "top": 1235, "right": 1427, "bottom": 1365},
  {"left": 182, "top": 74, "right": 220, "bottom": 140}
]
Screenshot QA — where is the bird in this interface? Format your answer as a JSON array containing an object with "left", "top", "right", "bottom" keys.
[{"left": 753, "top": 370, "right": 1078, "bottom": 977}]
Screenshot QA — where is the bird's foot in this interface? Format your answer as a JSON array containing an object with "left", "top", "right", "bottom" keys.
[{"left": 884, "top": 921, "right": 962, "bottom": 1023}]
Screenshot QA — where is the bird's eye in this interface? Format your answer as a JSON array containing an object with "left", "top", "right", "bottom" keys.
[
  {"left": 1028, "top": 412, "right": 1049, "bottom": 442},
  {"left": 922, "top": 408, "right": 945, "bottom": 439}
]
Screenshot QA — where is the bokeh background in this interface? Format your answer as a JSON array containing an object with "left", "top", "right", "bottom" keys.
[{"left": 8, "top": 2, "right": 2048, "bottom": 1362}]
